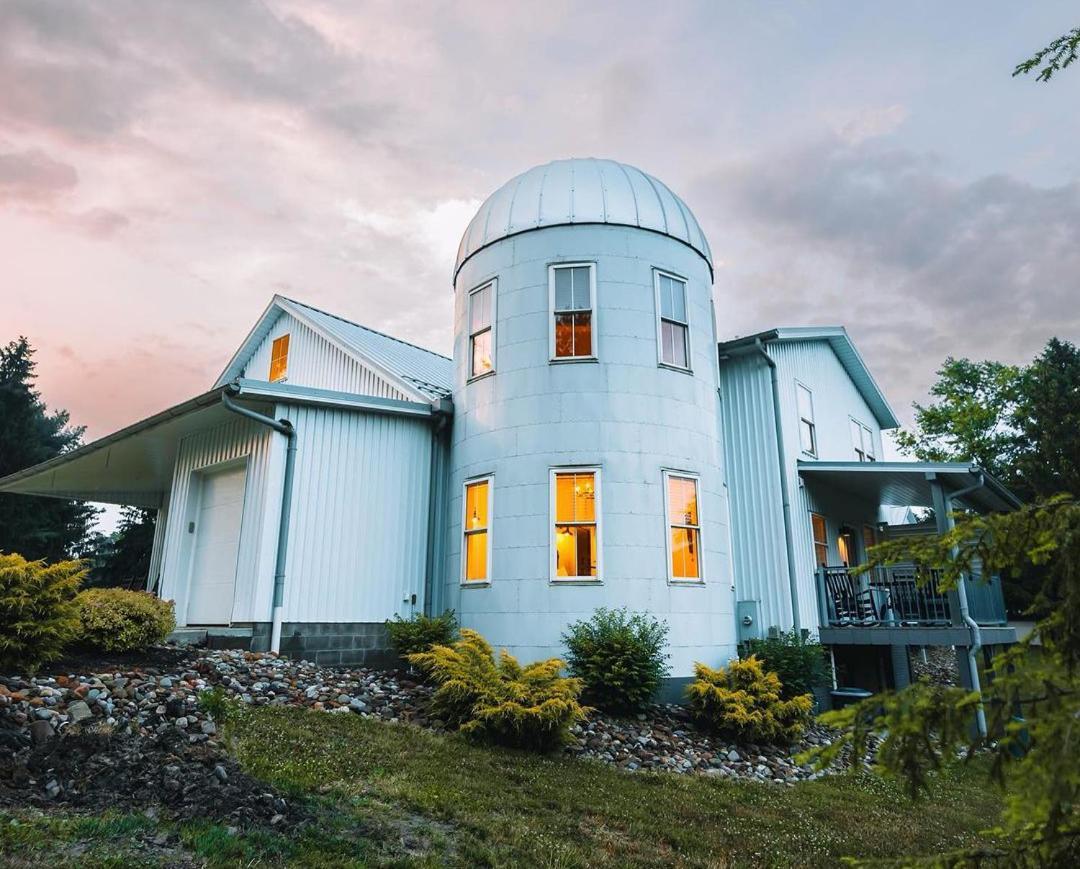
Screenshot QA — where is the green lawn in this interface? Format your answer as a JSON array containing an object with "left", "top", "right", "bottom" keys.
[{"left": 0, "top": 706, "right": 1003, "bottom": 867}]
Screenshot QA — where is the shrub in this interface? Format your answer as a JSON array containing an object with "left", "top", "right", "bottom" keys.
[
  {"left": 386, "top": 609, "right": 458, "bottom": 657},
  {"left": 0, "top": 553, "right": 84, "bottom": 673},
  {"left": 742, "top": 630, "right": 828, "bottom": 700},
  {"left": 686, "top": 655, "right": 813, "bottom": 745},
  {"left": 408, "top": 629, "right": 589, "bottom": 752},
  {"left": 562, "top": 607, "right": 670, "bottom": 714},
  {"left": 75, "top": 588, "right": 175, "bottom": 652}
]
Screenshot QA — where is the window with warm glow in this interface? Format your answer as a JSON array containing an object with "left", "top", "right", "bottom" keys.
[
  {"left": 656, "top": 272, "right": 690, "bottom": 369},
  {"left": 469, "top": 282, "right": 494, "bottom": 377},
  {"left": 862, "top": 525, "right": 878, "bottom": 563},
  {"left": 665, "top": 472, "right": 701, "bottom": 580},
  {"left": 796, "top": 382, "right": 816, "bottom": 456},
  {"left": 550, "top": 264, "right": 594, "bottom": 359},
  {"left": 552, "top": 469, "right": 599, "bottom": 579},
  {"left": 269, "top": 334, "right": 290, "bottom": 382},
  {"left": 462, "top": 477, "right": 491, "bottom": 583},
  {"left": 811, "top": 512, "right": 828, "bottom": 566},
  {"left": 850, "top": 419, "right": 875, "bottom": 461}
]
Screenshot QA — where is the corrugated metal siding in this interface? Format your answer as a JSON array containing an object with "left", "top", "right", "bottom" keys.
[
  {"left": 157, "top": 417, "right": 279, "bottom": 626},
  {"left": 281, "top": 405, "right": 433, "bottom": 623},
  {"left": 146, "top": 503, "right": 169, "bottom": 593},
  {"left": 718, "top": 353, "right": 793, "bottom": 632},
  {"left": 243, "top": 312, "right": 415, "bottom": 402}
]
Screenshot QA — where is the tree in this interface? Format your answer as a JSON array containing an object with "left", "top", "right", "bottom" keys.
[
  {"left": 806, "top": 497, "right": 1080, "bottom": 865},
  {"left": 81, "top": 507, "right": 157, "bottom": 590},
  {"left": 0, "top": 337, "right": 98, "bottom": 561},
  {"left": 1014, "top": 26, "right": 1080, "bottom": 82}
]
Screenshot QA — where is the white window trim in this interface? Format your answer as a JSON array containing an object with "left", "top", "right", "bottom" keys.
[
  {"left": 662, "top": 469, "right": 705, "bottom": 584},
  {"left": 549, "top": 466, "right": 603, "bottom": 583},
  {"left": 467, "top": 278, "right": 497, "bottom": 382},
  {"left": 548, "top": 262, "right": 598, "bottom": 362},
  {"left": 795, "top": 380, "right": 817, "bottom": 457},
  {"left": 849, "top": 417, "right": 875, "bottom": 462},
  {"left": 653, "top": 269, "right": 693, "bottom": 373},
  {"left": 460, "top": 475, "right": 494, "bottom": 587}
]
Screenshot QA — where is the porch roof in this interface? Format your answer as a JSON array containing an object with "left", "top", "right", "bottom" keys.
[{"left": 797, "top": 461, "right": 1021, "bottom": 514}]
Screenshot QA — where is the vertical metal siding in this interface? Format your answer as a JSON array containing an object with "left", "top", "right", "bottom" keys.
[
  {"left": 146, "top": 502, "right": 169, "bottom": 592},
  {"left": 243, "top": 312, "right": 414, "bottom": 401},
  {"left": 157, "top": 417, "right": 277, "bottom": 625},
  {"left": 281, "top": 405, "right": 434, "bottom": 623}
]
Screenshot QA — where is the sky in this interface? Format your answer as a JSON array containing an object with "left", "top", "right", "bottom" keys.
[{"left": 3, "top": 1, "right": 1079, "bottom": 525}]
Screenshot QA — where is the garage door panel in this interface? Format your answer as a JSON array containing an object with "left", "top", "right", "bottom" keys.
[{"left": 186, "top": 465, "right": 246, "bottom": 626}]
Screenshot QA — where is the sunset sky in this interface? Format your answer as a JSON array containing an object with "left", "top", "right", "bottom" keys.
[{"left": 4, "top": 2, "right": 1079, "bottom": 465}]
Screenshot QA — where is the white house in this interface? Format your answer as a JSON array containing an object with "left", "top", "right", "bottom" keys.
[{"left": 0, "top": 158, "right": 1018, "bottom": 698}]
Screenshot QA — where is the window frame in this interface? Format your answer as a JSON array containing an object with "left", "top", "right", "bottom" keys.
[
  {"left": 269, "top": 333, "right": 290, "bottom": 383},
  {"left": 460, "top": 475, "right": 494, "bottom": 586},
  {"left": 548, "top": 262, "right": 597, "bottom": 362},
  {"left": 467, "top": 278, "right": 497, "bottom": 382},
  {"left": 549, "top": 466, "right": 603, "bottom": 583},
  {"left": 653, "top": 269, "right": 693, "bottom": 372},
  {"left": 795, "top": 381, "right": 817, "bottom": 457},
  {"left": 811, "top": 512, "right": 829, "bottom": 567},
  {"left": 849, "top": 417, "right": 875, "bottom": 462},
  {"left": 662, "top": 469, "right": 704, "bottom": 584}
]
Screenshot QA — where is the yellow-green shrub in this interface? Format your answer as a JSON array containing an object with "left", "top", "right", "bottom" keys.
[
  {"left": 686, "top": 655, "right": 813, "bottom": 745},
  {"left": 408, "top": 629, "right": 589, "bottom": 752},
  {"left": 75, "top": 588, "right": 175, "bottom": 652},
  {"left": 0, "top": 553, "right": 84, "bottom": 673}
]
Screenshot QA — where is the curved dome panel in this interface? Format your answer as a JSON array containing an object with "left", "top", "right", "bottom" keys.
[{"left": 454, "top": 158, "right": 713, "bottom": 281}]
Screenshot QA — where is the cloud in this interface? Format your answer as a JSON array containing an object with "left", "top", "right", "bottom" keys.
[{"left": 0, "top": 148, "right": 77, "bottom": 201}]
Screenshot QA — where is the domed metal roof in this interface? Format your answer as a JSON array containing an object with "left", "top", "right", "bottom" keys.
[{"left": 454, "top": 158, "right": 713, "bottom": 281}]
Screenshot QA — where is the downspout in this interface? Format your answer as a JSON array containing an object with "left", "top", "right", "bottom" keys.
[
  {"left": 423, "top": 401, "right": 452, "bottom": 616},
  {"left": 752, "top": 338, "right": 802, "bottom": 633},
  {"left": 221, "top": 385, "right": 296, "bottom": 655}
]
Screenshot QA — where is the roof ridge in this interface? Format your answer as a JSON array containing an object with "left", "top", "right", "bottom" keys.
[{"left": 280, "top": 295, "right": 452, "bottom": 363}]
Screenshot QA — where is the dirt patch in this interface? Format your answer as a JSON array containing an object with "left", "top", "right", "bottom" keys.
[
  {"left": 37, "top": 644, "right": 197, "bottom": 678},
  {"left": 0, "top": 724, "right": 307, "bottom": 830}
]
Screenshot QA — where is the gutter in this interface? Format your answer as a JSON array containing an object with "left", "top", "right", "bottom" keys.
[
  {"left": 221, "top": 385, "right": 296, "bottom": 654},
  {"left": 423, "top": 401, "right": 453, "bottom": 615}
]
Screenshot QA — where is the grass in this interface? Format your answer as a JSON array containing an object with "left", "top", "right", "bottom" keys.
[{"left": 0, "top": 705, "right": 1004, "bottom": 867}]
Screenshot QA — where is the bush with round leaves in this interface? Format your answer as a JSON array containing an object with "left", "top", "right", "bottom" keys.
[
  {"left": 75, "top": 587, "right": 176, "bottom": 652},
  {"left": 0, "top": 552, "right": 84, "bottom": 674}
]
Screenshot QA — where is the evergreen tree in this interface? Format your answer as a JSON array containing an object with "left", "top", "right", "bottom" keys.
[
  {"left": 81, "top": 507, "right": 157, "bottom": 590},
  {"left": 0, "top": 337, "right": 98, "bottom": 561}
]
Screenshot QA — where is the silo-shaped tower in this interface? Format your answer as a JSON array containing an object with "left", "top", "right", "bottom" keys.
[{"left": 443, "top": 158, "right": 736, "bottom": 685}]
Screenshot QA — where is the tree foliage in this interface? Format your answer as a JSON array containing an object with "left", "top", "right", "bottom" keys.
[
  {"left": 0, "top": 337, "right": 97, "bottom": 561},
  {"left": 0, "top": 552, "right": 85, "bottom": 673},
  {"left": 1014, "top": 26, "right": 1080, "bottom": 82},
  {"left": 804, "top": 497, "right": 1080, "bottom": 865},
  {"left": 80, "top": 507, "right": 157, "bottom": 590}
]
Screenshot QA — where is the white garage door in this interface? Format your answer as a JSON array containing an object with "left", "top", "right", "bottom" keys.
[{"left": 186, "top": 464, "right": 246, "bottom": 625}]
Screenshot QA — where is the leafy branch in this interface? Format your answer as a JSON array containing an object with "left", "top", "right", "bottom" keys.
[{"left": 1014, "top": 26, "right": 1080, "bottom": 81}]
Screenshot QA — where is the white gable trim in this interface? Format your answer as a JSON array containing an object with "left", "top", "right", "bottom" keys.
[{"left": 214, "top": 296, "right": 431, "bottom": 404}]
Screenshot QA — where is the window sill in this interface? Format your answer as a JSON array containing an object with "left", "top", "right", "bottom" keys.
[
  {"left": 461, "top": 580, "right": 491, "bottom": 589},
  {"left": 549, "top": 356, "right": 598, "bottom": 365},
  {"left": 549, "top": 578, "right": 603, "bottom": 586},
  {"left": 669, "top": 579, "right": 705, "bottom": 587},
  {"left": 657, "top": 362, "right": 693, "bottom": 375},
  {"left": 466, "top": 370, "right": 495, "bottom": 385}
]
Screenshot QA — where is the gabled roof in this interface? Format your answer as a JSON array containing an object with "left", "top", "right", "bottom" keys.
[
  {"left": 717, "top": 326, "right": 899, "bottom": 429},
  {"left": 215, "top": 295, "right": 453, "bottom": 402}
]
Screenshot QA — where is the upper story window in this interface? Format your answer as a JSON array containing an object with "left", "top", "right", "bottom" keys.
[
  {"left": 811, "top": 513, "right": 828, "bottom": 566},
  {"left": 655, "top": 271, "right": 690, "bottom": 369},
  {"left": 665, "top": 471, "right": 702, "bottom": 581},
  {"left": 469, "top": 281, "right": 495, "bottom": 378},
  {"left": 551, "top": 468, "right": 601, "bottom": 580},
  {"left": 550, "top": 264, "right": 595, "bottom": 360},
  {"left": 462, "top": 477, "right": 492, "bottom": 584},
  {"left": 269, "top": 334, "right": 290, "bottom": 382},
  {"left": 850, "top": 419, "right": 875, "bottom": 462},
  {"left": 796, "top": 382, "right": 816, "bottom": 456}
]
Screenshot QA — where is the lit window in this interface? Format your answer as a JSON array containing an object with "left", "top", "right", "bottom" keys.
[
  {"left": 550, "top": 264, "right": 595, "bottom": 359},
  {"left": 656, "top": 272, "right": 690, "bottom": 369},
  {"left": 269, "top": 334, "right": 289, "bottom": 382},
  {"left": 469, "top": 281, "right": 494, "bottom": 378},
  {"left": 552, "top": 469, "right": 600, "bottom": 580},
  {"left": 796, "top": 383, "right": 816, "bottom": 455},
  {"left": 862, "top": 525, "right": 878, "bottom": 563},
  {"left": 811, "top": 513, "right": 828, "bottom": 566},
  {"left": 665, "top": 472, "right": 701, "bottom": 580},
  {"left": 462, "top": 477, "right": 492, "bottom": 583},
  {"left": 837, "top": 527, "right": 856, "bottom": 567},
  {"left": 850, "top": 419, "right": 875, "bottom": 461}
]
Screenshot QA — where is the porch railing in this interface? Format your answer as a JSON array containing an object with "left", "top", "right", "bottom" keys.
[{"left": 815, "top": 564, "right": 1008, "bottom": 628}]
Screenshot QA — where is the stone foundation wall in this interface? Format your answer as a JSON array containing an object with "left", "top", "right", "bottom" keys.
[{"left": 242, "top": 622, "right": 400, "bottom": 669}]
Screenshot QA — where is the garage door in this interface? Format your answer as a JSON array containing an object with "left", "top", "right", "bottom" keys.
[{"left": 186, "top": 464, "right": 246, "bottom": 625}]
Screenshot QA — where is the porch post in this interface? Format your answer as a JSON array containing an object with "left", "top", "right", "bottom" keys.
[{"left": 890, "top": 644, "right": 912, "bottom": 689}]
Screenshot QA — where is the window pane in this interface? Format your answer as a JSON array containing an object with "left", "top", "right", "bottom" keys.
[
  {"left": 799, "top": 419, "right": 816, "bottom": 453},
  {"left": 862, "top": 525, "right": 877, "bottom": 559},
  {"left": 811, "top": 513, "right": 827, "bottom": 545},
  {"left": 554, "top": 268, "right": 573, "bottom": 310},
  {"left": 670, "top": 278, "right": 686, "bottom": 322},
  {"left": 470, "top": 285, "right": 490, "bottom": 333},
  {"left": 797, "top": 384, "right": 813, "bottom": 421},
  {"left": 572, "top": 312, "right": 592, "bottom": 356},
  {"left": 269, "top": 334, "right": 289, "bottom": 381},
  {"left": 471, "top": 329, "right": 492, "bottom": 376},
  {"left": 555, "top": 472, "right": 595, "bottom": 522},
  {"left": 671, "top": 322, "right": 688, "bottom": 368},
  {"left": 555, "top": 525, "right": 596, "bottom": 577},
  {"left": 659, "top": 276, "right": 673, "bottom": 319},
  {"left": 671, "top": 527, "right": 700, "bottom": 578},
  {"left": 575, "top": 525, "right": 596, "bottom": 576},
  {"left": 850, "top": 420, "right": 863, "bottom": 452},
  {"left": 668, "top": 476, "right": 698, "bottom": 525},
  {"left": 572, "top": 266, "right": 591, "bottom": 310},
  {"left": 815, "top": 542, "right": 829, "bottom": 566},
  {"left": 554, "top": 314, "right": 575, "bottom": 357},
  {"left": 465, "top": 480, "right": 489, "bottom": 528},
  {"left": 465, "top": 531, "right": 488, "bottom": 581}
]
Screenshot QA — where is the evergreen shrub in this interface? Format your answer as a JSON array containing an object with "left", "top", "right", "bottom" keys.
[
  {"left": 75, "top": 588, "right": 176, "bottom": 652},
  {"left": 0, "top": 552, "right": 84, "bottom": 673},
  {"left": 742, "top": 630, "right": 828, "bottom": 699},
  {"left": 386, "top": 609, "right": 458, "bottom": 657}
]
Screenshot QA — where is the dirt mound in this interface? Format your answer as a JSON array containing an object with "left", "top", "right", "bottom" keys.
[{"left": 0, "top": 725, "right": 306, "bottom": 829}]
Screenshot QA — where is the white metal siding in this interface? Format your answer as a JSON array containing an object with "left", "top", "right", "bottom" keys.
[
  {"left": 243, "top": 312, "right": 414, "bottom": 401},
  {"left": 146, "top": 502, "right": 169, "bottom": 593},
  {"left": 281, "top": 405, "right": 434, "bottom": 623}
]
